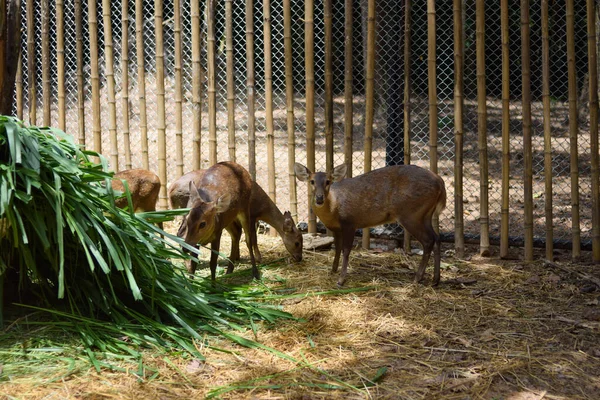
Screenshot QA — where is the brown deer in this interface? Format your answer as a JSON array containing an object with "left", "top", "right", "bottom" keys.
[
  {"left": 175, "top": 161, "right": 260, "bottom": 280},
  {"left": 169, "top": 169, "right": 303, "bottom": 264},
  {"left": 294, "top": 163, "right": 446, "bottom": 287},
  {"left": 111, "top": 169, "right": 161, "bottom": 212}
]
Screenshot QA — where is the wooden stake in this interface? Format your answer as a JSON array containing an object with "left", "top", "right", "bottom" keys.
[
  {"left": 103, "top": 0, "right": 119, "bottom": 171},
  {"left": 566, "top": 0, "right": 580, "bottom": 260},
  {"left": 587, "top": 0, "right": 600, "bottom": 261},
  {"left": 427, "top": 0, "right": 438, "bottom": 233},
  {"left": 88, "top": 0, "right": 102, "bottom": 154},
  {"left": 246, "top": 0, "right": 256, "bottom": 179},
  {"left": 56, "top": 0, "right": 65, "bottom": 131},
  {"left": 476, "top": 0, "right": 489, "bottom": 256},
  {"left": 136, "top": 0, "right": 149, "bottom": 169},
  {"left": 500, "top": 0, "right": 510, "bottom": 258},
  {"left": 264, "top": 0, "right": 276, "bottom": 214},
  {"left": 362, "top": 0, "right": 375, "bottom": 250},
  {"left": 174, "top": 0, "right": 184, "bottom": 176},
  {"left": 541, "top": 0, "right": 553, "bottom": 260},
  {"left": 324, "top": 0, "right": 333, "bottom": 174},
  {"left": 207, "top": 0, "right": 217, "bottom": 165},
  {"left": 453, "top": 0, "right": 464, "bottom": 258},
  {"left": 191, "top": 0, "right": 202, "bottom": 169},
  {"left": 344, "top": 0, "right": 353, "bottom": 179},
  {"left": 75, "top": 0, "right": 85, "bottom": 145},
  {"left": 224, "top": 0, "right": 236, "bottom": 162},
  {"left": 16, "top": 51, "right": 23, "bottom": 120},
  {"left": 41, "top": 0, "right": 50, "bottom": 126},
  {"left": 521, "top": 0, "right": 534, "bottom": 261},
  {"left": 284, "top": 0, "right": 298, "bottom": 220},
  {"left": 26, "top": 0, "right": 36, "bottom": 126},
  {"left": 155, "top": 0, "right": 167, "bottom": 209},
  {"left": 121, "top": 0, "right": 132, "bottom": 169},
  {"left": 306, "top": 0, "right": 316, "bottom": 233}
]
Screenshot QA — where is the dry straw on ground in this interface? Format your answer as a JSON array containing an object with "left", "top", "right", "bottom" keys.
[{"left": 2, "top": 227, "right": 600, "bottom": 399}]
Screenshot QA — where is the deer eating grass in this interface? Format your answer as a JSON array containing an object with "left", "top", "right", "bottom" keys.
[
  {"left": 169, "top": 169, "right": 303, "bottom": 264},
  {"left": 295, "top": 163, "right": 446, "bottom": 287},
  {"left": 175, "top": 162, "right": 261, "bottom": 280},
  {"left": 111, "top": 169, "right": 161, "bottom": 212}
]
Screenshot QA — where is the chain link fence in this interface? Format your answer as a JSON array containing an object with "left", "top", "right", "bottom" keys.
[{"left": 15, "top": 0, "right": 597, "bottom": 250}]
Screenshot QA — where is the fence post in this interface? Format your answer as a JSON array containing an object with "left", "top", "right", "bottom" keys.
[
  {"left": 306, "top": 0, "right": 316, "bottom": 234},
  {"left": 566, "top": 0, "right": 581, "bottom": 260},
  {"left": 207, "top": 0, "right": 217, "bottom": 166},
  {"left": 174, "top": 0, "right": 184, "bottom": 177},
  {"left": 521, "top": 0, "right": 534, "bottom": 262},
  {"left": 587, "top": 0, "right": 600, "bottom": 261},
  {"left": 75, "top": 0, "right": 85, "bottom": 146},
  {"left": 102, "top": 0, "right": 119, "bottom": 171},
  {"left": 284, "top": 0, "right": 298, "bottom": 222},
  {"left": 225, "top": 0, "right": 236, "bottom": 162},
  {"left": 427, "top": 0, "right": 438, "bottom": 233},
  {"left": 541, "top": 0, "right": 553, "bottom": 261},
  {"left": 56, "top": 0, "right": 65, "bottom": 131},
  {"left": 344, "top": 0, "right": 353, "bottom": 180},
  {"left": 191, "top": 0, "right": 202, "bottom": 170},
  {"left": 155, "top": 0, "right": 168, "bottom": 209},
  {"left": 500, "top": 0, "right": 510, "bottom": 259},
  {"left": 264, "top": 0, "right": 276, "bottom": 237},
  {"left": 41, "top": 0, "right": 50, "bottom": 126},
  {"left": 88, "top": 0, "right": 102, "bottom": 155},
  {"left": 476, "top": 0, "right": 489, "bottom": 256},
  {"left": 121, "top": 0, "right": 132, "bottom": 170},
  {"left": 362, "top": 0, "right": 375, "bottom": 250},
  {"left": 246, "top": 0, "right": 256, "bottom": 179},
  {"left": 324, "top": 0, "right": 333, "bottom": 175},
  {"left": 453, "top": 0, "right": 464, "bottom": 258}
]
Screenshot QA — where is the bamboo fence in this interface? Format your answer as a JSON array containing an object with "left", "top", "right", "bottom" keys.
[{"left": 10, "top": 0, "right": 600, "bottom": 261}]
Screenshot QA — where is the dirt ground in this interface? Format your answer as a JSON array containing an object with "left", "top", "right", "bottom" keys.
[{"left": 2, "top": 229, "right": 600, "bottom": 399}]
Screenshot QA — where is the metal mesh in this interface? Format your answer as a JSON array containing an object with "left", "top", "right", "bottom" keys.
[{"left": 14, "top": 0, "right": 597, "bottom": 249}]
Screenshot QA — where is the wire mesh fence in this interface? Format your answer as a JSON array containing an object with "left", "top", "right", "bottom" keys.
[{"left": 13, "top": 0, "right": 598, "bottom": 253}]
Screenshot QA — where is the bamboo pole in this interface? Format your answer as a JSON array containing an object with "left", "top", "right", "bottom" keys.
[
  {"left": 566, "top": 0, "right": 580, "bottom": 260},
  {"left": 207, "top": 0, "right": 217, "bottom": 165},
  {"left": 264, "top": 0, "right": 276, "bottom": 215},
  {"left": 344, "top": 0, "right": 353, "bottom": 179},
  {"left": 324, "top": 0, "right": 333, "bottom": 174},
  {"left": 453, "top": 0, "right": 464, "bottom": 258},
  {"left": 75, "top": 0, "right": 85, "bottom": 145},
  {"left": 225, "top": 0, "right": 236, "bottom": 162},
  {"left": 306, "top": 0, "right": 316, "bottom": 233},
  {"left": 155, "top": 0, "right": 167, "bottom": 209},
  {"left": 136, "top": 0, "right": 149, "bottom": 169},
  {"left": 121, "top": 0, "right": 132, "bottom": 169},
  {"left": 500, "top": 0, "right": 510, "bottom": 258},
  {"left": 284, "top": 0, "right": 298, "bottom": 220},
  {"left": 476, "top": 0, "right": 489, "bottom": 256},
  {"left": 246, "top": 0, "right": 256, "bottom": 179},
  {"left": 521, "top": 0, "right": 534, "bottom": 261},
  {"left": 41, "top": 0, "right": 50, "bottom": 126},
  {"left": 541, "top": 0, "right": 553, "bottom": 260},
  {"left": 103, "top": 0, "right": 119, "bottom": 171},
  {"left": 427, "top": 0, "right": 438, "bottom": 233},
  {"left": 403, "top": 0, "right": 413, "bottom": 253},
  {"left": 588, "top": 0, "right": 600, "bottom": 261},
  {"left": 174, "top": 0, "right": 183, "bottom": 176},
  {"left": 191, "top": 0, "right": 202, "bottom": 169},
  {"left": 362, "top": 0, "right": 375, "bottom": 250},
  {"left": 88, "top": 0, "right": 102, "bottom": 154},
  {"left": 16, "top": 54, "right": 22, "bottom": 120},
  {"left": 26, "top": 0, "right": 36, "bottom": 125},
  {"left": 56, "top": 0, "right": 65, "bottom": 131}
]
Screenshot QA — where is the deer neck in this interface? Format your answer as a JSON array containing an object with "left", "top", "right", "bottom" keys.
[{"left": 257, "top": 199, "right": 286, "bottom": 236}]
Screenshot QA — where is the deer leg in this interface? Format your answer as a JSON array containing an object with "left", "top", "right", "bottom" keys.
[
  {"left": 331, "top": 231, "right": 342, "bottom": 273},
  {"left": 209, "top": 233, "right": 223, "bottom": 281},
  {"left": 337, "top": 227, "right": 355, "bottom": 287},
  {"left": 432, "top": 232, "right": 441, "bottom": 286},
  {"left": 248, "top": 218, "right": 262, "bottom": 264},
  {"left": 188, "top": 243, "right": 200, "bottom": 275},
  {"left": 226, "top": 222, "right": 242, "bottom": 264},
  {"left": 240, "top": 214, "right": 260, "bottom": 280},
  {"left": 398, "top": 216, "right": 435, "bottom": 284}
]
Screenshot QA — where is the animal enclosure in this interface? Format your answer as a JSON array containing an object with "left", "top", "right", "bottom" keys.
[{"left": 13, "top": 0, "right": 600, "bottom": 260}]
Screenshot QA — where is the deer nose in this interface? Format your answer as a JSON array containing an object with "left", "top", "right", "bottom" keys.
[{"left": 315, "top": 194, "right": 324, "bottom": 205}]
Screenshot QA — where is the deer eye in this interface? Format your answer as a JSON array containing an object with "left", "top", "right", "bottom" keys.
[
  {"left": 199, "top": 221, "right": 207, "bottom": 229},
  {"left": 295, "top": 242, "right": 300, "bottom": 247},
  {"left": 325, "top": 180, "right": 330, "bottom": 186},
  {"left": 310, "top": 180, "right": 314, "bottom": 185}
]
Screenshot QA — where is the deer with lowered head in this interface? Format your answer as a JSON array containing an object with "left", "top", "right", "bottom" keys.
[
  {"left": 169, "top": 169, "right": 303, "bottom": 264},
  {"left": 176, "top": 161, "right": 261, "bottom": 280},
  {"left": 111, "top": 169, "right": 161, "bottom": 212},
  {"left": 294, "top": 162, "right": 446, "bottom": 287}
]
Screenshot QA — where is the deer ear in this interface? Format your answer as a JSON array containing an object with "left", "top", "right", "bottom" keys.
[
  {"left": 188, "top": 181, "right": 201, "bottom": 204},
  {"left": 214, "top": 193, "right": 231, "bottom": 213},
  {"left": 332, "top": 164, "right": 347, "bottom": 182},
  {"left": 282, "top": 211, "right": 294, "bottom": 232},
  {"left": 294, "top": 163, "right": 311, "bottom": 182}
]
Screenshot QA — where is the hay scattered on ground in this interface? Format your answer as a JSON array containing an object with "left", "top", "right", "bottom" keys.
[{"left": 2, "top": 228, "right": 600, "bottom": 399}]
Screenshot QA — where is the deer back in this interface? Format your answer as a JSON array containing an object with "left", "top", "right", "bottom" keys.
[{"left": 111, "top": 169, "right": 160, "bottom": 212}]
